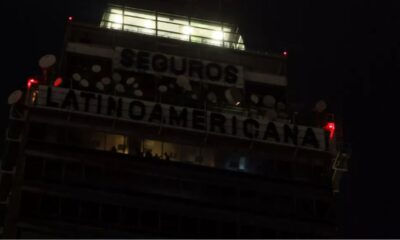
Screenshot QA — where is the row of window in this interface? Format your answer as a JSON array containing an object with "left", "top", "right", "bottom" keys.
[
  {"left": 100, "top": 5, "right": 245, "bottom": 50},
  {"left": 23, "top": 156, "right": 334, "bottom": 222},
  {"left": 28, "top": 123, "right": 332, "bottom": 184},
  {"left": 20, "top": 190, "right": 328, "bottom": 238}
]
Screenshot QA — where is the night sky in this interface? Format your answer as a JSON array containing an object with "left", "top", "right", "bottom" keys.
[{"left": 2, "top": 0, "right": 400, "bottom": 237}]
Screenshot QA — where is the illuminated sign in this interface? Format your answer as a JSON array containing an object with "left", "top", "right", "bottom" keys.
[
  {"left": 37, "top": 86, "right": 331, "bottom": 152},
  {"left": 113, "top": 47, "right": 244, "bottom": 87}
]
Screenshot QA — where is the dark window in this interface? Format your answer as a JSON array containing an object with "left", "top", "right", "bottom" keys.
[
  {"left": 64, "top": 162, "right": 83, "bottom": 184},
  {"left": 121, "top": 207, "right": 139, "bottom": 227},
  {"left": 160, "top": 213, "right": 180, "bottom": 237},
  {"left": 180, "top": 215, "right": 198, "bottom": 237},
  {"left": 24, "top": 157, "right": 43, "bottom": 181},
  {"left": 60, "top": 198, "right": 79, "bottom": 220},
  {"left": 296, "top": 198, "right": 315, "bottom": 218},
  {"left": 101, "top": 204, "right": 119, "bottom": 224},
  {"left": 43, "top": 160, "right": 63, "bottom": 183},
  {"left": 199, "top": 218, "right": 217, "bottom": 238},
  {"left": 80, "top": 200, "right": 100, "bottom": 223},
  {"left": 219, "top": 221, "right": 237, "bottom": 238},
  {"left": 20, "top": 191, "right": 41, "bottom": 217},
  {"left": 141, "top": 210, "right": 159, "bottom": 230},
  {"left": 40, "top": 194, "right": 60, "bottom": 218}
]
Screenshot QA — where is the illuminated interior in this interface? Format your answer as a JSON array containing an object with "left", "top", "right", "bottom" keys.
[{"left": 100, "top": 5, "right": 245, "bottom": 50}]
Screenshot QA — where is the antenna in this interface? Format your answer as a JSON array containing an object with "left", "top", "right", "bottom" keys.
[
  {"left": 7, "top": 90, "right": 23, "bottom": 105},
  {"left": 38, "top": 54, "right": 56, "bottom": 84},
  {"left": 262, "top": 95, "right": 276, "bottom": 108},
  {"left": 314, "top": 100, "right": 327, "bottom": 113}
]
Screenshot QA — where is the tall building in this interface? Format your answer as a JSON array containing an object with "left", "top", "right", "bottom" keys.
[{"left": 0, "top": 1, "right": 349, "bottom": 238}]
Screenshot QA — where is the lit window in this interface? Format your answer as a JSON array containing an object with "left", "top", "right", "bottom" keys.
[{"left": 100, "top": 5, "right": 245, "bottom": 50}]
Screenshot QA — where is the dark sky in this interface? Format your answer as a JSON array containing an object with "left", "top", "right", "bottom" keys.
[{"left": 2, "top": 0, "right": 400, "bottom": 237}]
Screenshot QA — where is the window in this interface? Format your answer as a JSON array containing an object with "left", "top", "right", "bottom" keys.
[
  {"left": 142, "top": 139, "right": 215, "bottom": 166},
  {"left": 101, "top": 5, "right": 245, "bottom": 50}
]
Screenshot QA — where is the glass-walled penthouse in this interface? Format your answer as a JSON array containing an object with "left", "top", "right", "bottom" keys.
[{"left": 100, "top": 4, "right": 245, "bottom": 50}]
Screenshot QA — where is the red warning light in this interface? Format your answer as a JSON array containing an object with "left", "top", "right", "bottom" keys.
[
  {"left": 324, "top": 122, "right": 336, "bottom": 140},
  {"left": 283, "top": 51, "right": 288, "bottom": 57},
  {"left": 54, "top": 77, "right": 63, "bottom": 87},
  {"left": 27, "top": 78, "right": 39, "bottom": 89},
  {"left": 68, "top": 16, "right": 73, "bottom": 21}
]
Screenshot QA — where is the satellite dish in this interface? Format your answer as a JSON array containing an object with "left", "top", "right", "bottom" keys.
[
  {"left": 134, "top": 89, "right": 143, "bottom": 97},
  {"left": 115, "top": 84, "right": 125, "bottom": 93},
  {"left": 96, "top": 82, "right": 105, "bottom": 91},
  {"left": 225, "top": 88, "right": 242, "bottom": 105},
  {"left": 72, "top": 73, "right": 81, "bottom": 82},
  {"left": 314, "top": 100, "right": 327, "bottom": 113},
  {"left": 277, "top": 102, "right": 286, "bottom": 111},
  {"left": 126, "top": 77, "right": 135, "bottom": 85},
  {"left": 8, "top": 90, "right": 23, "bottom": 105},
  {"left": 112, "top": 72, "right": 122, "bottom": 83},
  {"left": 101, "top": 77, "right": 111, "bottom": 85},
  {"left": 250, "top": 94, "right": 259, "bottom": 104},
  {"left": 38, "top": 54, "right": 56, "bottom": 69},
  {"left": 80, "top": 79, "right": 89, "bottom": 87},
  {"left": 176, "top": 76, "right": 192, "bottom": 91},
  {"left": 207, "top": 92, "right": 217, "bottom": 104},
  {"left": 262, "top": 95, "right": 276, "bottom": 108},
  {"left": 158, "top": 85, "right": 168, "bottom": 93},
  {"left": 266, "top": 109, "right": 278, "bottom": 120},
  {"left": 91, "top": 65, "right": 102, "bottom": 73}
]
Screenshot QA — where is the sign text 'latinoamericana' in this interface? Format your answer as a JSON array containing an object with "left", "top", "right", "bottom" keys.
[{"left": 38, "top": 86, "right": 331, "bottom": 152}]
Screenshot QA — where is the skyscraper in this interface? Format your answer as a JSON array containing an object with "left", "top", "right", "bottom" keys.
[{"left": 0, "top": 1, "right": 349, "bottom": 238}]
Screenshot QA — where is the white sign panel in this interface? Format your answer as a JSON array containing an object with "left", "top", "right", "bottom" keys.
[
  {"left": 37, "top": 86, "right": 331, "bottom": 152},
  {"left": 113, "top": 47, "right": 244, "bottom": 88}
]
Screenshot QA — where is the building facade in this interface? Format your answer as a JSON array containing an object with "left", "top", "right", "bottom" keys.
[{"left": 0, "top": 3, "right": 348, "bottom": 238}]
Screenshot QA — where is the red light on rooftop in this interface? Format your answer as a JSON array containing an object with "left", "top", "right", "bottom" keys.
[
  {"left": 68, "top": 16, "right": 73, "bottom": 21},
  {"left": 27, "top": 78, "right": 39, "bottom": 89},
  {"left": 324, "top": 122, "right": 336, "bottom": 140},
  {"left": 54, "top": 77, "right": 63, "bottom": 87},
  {"left": 283, "top": 51, "right": 288, "bottom": 57}
]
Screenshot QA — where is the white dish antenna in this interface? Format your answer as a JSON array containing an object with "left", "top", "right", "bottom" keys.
[
  {"left": 126, "top": 77, "right": 135, "bottom": 85},
  {"left": 250, "top": 94, "right": 259, "bottom": 104},
  {"left": 96, "top": 82, "right": 105, "bottom": 91},
  {"left": 158, "top": 85, "right": 168, "bottom": 93},
  {"left": 225, "top": 88, "right": 242, "bottom": 105},
  {"left": 38, "top": 54, "right": 56, "bottom": 69},
  {"left": 115, "top": 84, "right": 125, "bottom": 93},
  {"left": 91, "top": 65, "right": 102, "bottom": 73},
  {"left": 314, "top": 100, "right": 327, "bottom": 113},
  {"left": 8, "top": 90, "right": 23, "bottom": 105},
  {"left": 112, "top": 72, "right": 122, "bottom": 83},
  {"left": 277, "top": 102, "right": 286, "bottom": 111},
  {"left": 72, "top": 73, "right": 81, "bottom": 82},
  {"left": 266, "top": 109, "right": 278, "bottom": 120},
  {"left": 263, "top": 95, "right": 276, "bottom": 108},
  {"left": 101, "top": 77, "right": 111, "bottom": 85},
  {"left": 80, "top": 79, "right": 89, "bottom": 87},
  {"left": 176, "top": 76, "right": 192, "bottom": 91},
  {"left": 134, "top": 89, "right": 143, "bottom": 97}
]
